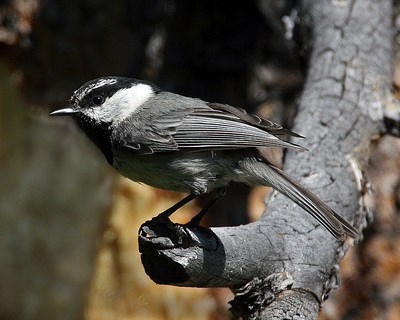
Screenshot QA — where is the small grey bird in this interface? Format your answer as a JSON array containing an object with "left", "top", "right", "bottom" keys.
[{"left": 50, "top": 76, "right": 358, "bottom": 239}]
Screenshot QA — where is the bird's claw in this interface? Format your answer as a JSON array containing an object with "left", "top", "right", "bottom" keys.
[{"left": 139, "top": 216, "right": 200, "bottom": 249}]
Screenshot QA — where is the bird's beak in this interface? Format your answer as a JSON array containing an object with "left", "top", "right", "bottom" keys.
[{"left": 49, "top": 107, "right": 78, "bottom": 116}]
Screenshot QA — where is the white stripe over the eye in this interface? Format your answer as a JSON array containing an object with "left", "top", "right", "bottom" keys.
[{"left": 74, "top": 78, "right": 118, "bottom": 101}]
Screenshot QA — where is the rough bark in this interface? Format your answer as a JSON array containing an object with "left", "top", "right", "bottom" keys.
[{"left": 139, "top": 0, "right": 393, "bottom": 318}]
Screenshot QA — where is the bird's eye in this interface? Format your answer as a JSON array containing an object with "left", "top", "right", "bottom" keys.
[{"left": 92, "top": 95, "right": 105, "bottom": 106}]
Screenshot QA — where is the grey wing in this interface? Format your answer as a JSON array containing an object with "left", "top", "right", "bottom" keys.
[
  {"left": 122, "top": 114, "right": 181, "bottom": 154},
  {"left": 169, "top": 108, "right": 305, "bottom": 151},
  {"left": 123, "top": 101, "right": 305, "bottom": 153}
]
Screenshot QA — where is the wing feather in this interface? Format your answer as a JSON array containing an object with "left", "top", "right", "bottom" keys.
[
  {"left": 172, "top": 114, "right": 304, "bottom": 150},
  {"left": 123, "top": 99, "right": 305, "bottom": 153}
]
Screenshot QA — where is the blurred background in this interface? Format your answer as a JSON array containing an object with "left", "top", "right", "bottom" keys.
[{"left": 0, "top": 1, "right": 399, "bottom": 319}]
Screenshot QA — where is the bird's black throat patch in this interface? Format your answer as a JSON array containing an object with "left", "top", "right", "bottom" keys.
[{"left": 75, "top": 114, "right": 114, "bottom": 164}]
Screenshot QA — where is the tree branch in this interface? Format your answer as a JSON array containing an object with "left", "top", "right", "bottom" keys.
[{"left": 139, "top": 0, "right": 393, "bottom": 318}]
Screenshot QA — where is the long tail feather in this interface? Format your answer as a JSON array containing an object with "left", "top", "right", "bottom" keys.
[{"left": 241, "top": 159, "right": 359, "bottom": 239}]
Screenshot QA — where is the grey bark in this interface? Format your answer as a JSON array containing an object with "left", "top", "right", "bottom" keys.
[{"left": 139, "top": 0, "right": 393, "bottom": 318}]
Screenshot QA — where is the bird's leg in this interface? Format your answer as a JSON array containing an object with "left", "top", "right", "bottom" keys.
[
  {"left": 140, "top": 193, "right": 198, "bottom": 244},
  {"left": 156, "top": 193, "right": 197, "bottom": 220},
  {"left": 185, "top": 188, "right": 226, "bottom": 227},
  {"left": 140, "top": 190, "right": 225, "bottom": 247}
]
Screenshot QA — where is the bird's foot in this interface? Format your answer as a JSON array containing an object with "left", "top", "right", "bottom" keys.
[{"left": 139, "top": 215, "right": 201, "bottom": 249}]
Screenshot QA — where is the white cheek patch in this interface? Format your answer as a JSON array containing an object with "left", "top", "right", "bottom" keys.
[{"left": 84, "top": 83, "right": 155, "bottom": 125}]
